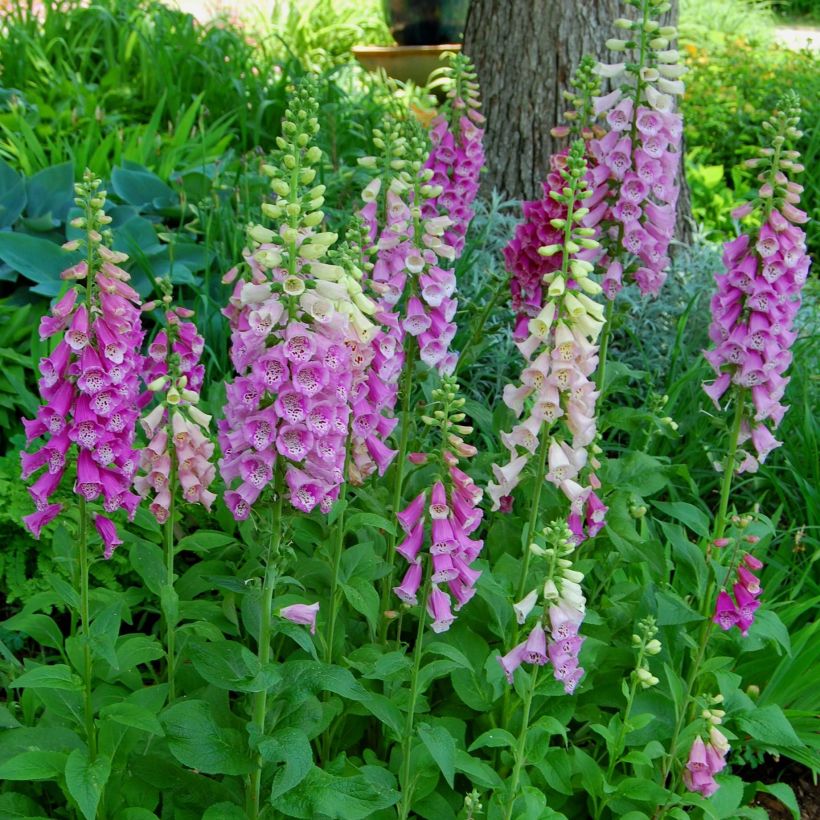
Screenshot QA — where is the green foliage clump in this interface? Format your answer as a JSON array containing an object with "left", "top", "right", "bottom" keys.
[{"left": 682, "top": 38, "right": 820, "bottom": 254}]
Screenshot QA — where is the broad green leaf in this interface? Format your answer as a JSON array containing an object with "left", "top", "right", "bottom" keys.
[
  {"left": 128, "top": 539, "right": 166, "bottom": 595},
  {"left": 188, "top": 639, "right": 279, "bottom": 693},
  {"left": 0, "top": 750, "right": 67, "bottom": 780},
  {"left": 273, "top": 766, "right": 399, "bottom": 819},
  {"left": 259, "top": 728, "right": 313, "bottom": 800},
  {"left": 753, "top": 782, "right": 799, "bottom": 820},
  {"left": 162, "top": 700, "right": 253, "bottom": 775},
  {"left": 25, "top": 161, "right": 74, "bottom": 220},
  {"left": 417, "top": 723, "right": 456, "bottom": 788},
  {"left": 708, "top": 774, "right": 744, "bottom": 818},
  {"left": 65, "top": 749, "right": 111, "bottom": 820},
  {"left": 615, "top": 777, "right": 671, "bottom": 804},
  {"left": 176, "top": 531, "right": 236, "bottom": 553},
  {"left": 341, "top": 577, "right": 380, "bottom": 633},
  {"left": 0, "top": 160, "right": 26, "bottom": 228},
  {"left": 737, "top": 705, "right": 803, "bottom": 749},
  {"left": 656, "top": 590, "right": 704, "bottom": 626},
  {"left": 454, "top": 750, "right": 503, "bottom": 789},
  {"left": 111, "top": 165, "right": 175, "bottom": 208},
  {"left": 653, "top": 501, "right": 711, "bottom": 539},
  {"left": 0, "top": 232, "right": 81, "bottom": 295},
  {"left": 2, "top": 612, "right": 64, "bottom": 651},
  {"left": 469, "top": 728, "right": 516, "bottom": 752},
  {"left": 344, "top": 511, "right": 395, "bottom": 536},
  {"left": 0, "top": 791, "right": 49, "bottom": 818},
  {"left": 202, "top": 805, "right": 246, "bottom": 820},
  {"left": 11, "top": 664, "right": 81, "bottom": 691},
  {"left": 99, "top": 702, "right": 164, "bottom": 736},
  {"left": 116, "top": 635, "right": 164, "bottom": 671}
]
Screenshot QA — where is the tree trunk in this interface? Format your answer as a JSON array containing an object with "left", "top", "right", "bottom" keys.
[
  {"left": 463, "top": 0, "right": 692, "bottom": 242},
  {"left": 463, "top": 0, "right": 619, "bottom": 201}
]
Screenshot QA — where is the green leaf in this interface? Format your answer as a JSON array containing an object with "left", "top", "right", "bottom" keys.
[
  {"left": 737, "top": 705, "right": 803, "bottom": 749},
  {"left": 0, "top": 160, "right": 26, "bottom": 228},
  {"left": 417, "top": 723, "right": 456, "bottom": 788},
  {"left": 188, "top": 639, "right": 279, "bottom": 693},
  {"left": 26, "top": 161, "right": 74, "bottom": 221},
  {"left": 653, "top": 501, "right": 711, "bottom": 539},
  {"left": 709, "top": 774, "right": 744, "bottom": 818},
  {"left": 128, "top": 539, "right": 166, "bottom": 596},
  {"left": 162, "top": 700, "right": 253, "bottom": 775},
  {"left": 615, "top": 777, "right": 671, "bottom": 804},
  {"left": 754, "top": 782, "right": 799, "bottom": 820},
  {"left": 202, "top": 804, "right": 246, "bottom": 820},
  {"left": 341, "top": 577, "right": 380, "bottom": 633},
  {"left": 0, "top": 750, "right": 67, "bottom": 780},
  {"left": 358, "top": 691, "right": 403, "bottom": 736},
  {"left": 259, "top": 728, "right": 313, "bottom": 800},
  {"left": 176, "top": 531, "right": 236, "bottom": 553},
  {"left": 273, "top": 767, "right": 399, "bottom": 819},
  {"left": 65, "top": 749, "right": 111, "bottom": 820},
  {"left": 11, "top": 664, "right": 81, "bottom": 691},
  {"left": 98, "top": 702, "right": 164, "bottom": 736},
  {"left": 656, "top": 589, "right": 705, "bottom": 626},
  {"left": 111, "top": 165, "right": 174, "bottom": 208},
  {"left": 469, "top": 728, "right": 516, "bottom": 752},
  {"left": 454, "top": 749, "right": 503, "bottom": 789},
  {"left": 0, "top": 791, "right": 49, "bottom": 819},
  {"left": 344, "top": 511, "right": 396, "bottom": 536},
  {"left": 2, "top": 612, "right": 64, "bottom": 651},
  {"left": 0, "top": 233, "right": 81, "bottom": 295}
]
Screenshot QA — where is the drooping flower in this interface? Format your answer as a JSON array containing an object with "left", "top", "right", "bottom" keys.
[
  {"left": 703, "top": 94, "right": 810, "bottom": 472},
  {"left": 219, "top": 80, "right": 379, "bottom": 518},
  {"left": 391, "top": 377, "right": 484, "bottom": 632},
  {"left": 684, "top": 714, "right": 730, "bottom": 798},
  {"left": 587, "top": 3, "right": 687, "bottom": 298},
  {"left": 423, "top": 51, "right": 485, "bottom": 258},
  {"left": 498, "top": 520, "right": 587, "bottom": 694},
  {"left": 493, "top": 141, "right": 608, "bottom": 542},
  {"left": 136, "top": 288, "right": 216, "bottom": 522},
  {"left": 21, "top": 172, "right": 144, "bottom": 549},
  {"left": 280, "top": 602, "right": 320, "bottom": 635}
]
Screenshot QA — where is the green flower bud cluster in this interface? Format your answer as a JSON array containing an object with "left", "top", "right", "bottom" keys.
[
  {"left": 557, "top": 55, "right": 602, "bottom": 137},
  {"left": 428, "top": 51, "right": 482, "bottom": 133},
  {"left": 421, "top": 375, "right": 474, "bottom": 462},
  {"left": 247, "top": 79, "right": 327, "bottom": 270},
  {"left": 533, "top": 141, "right": 604, "bottom": 342},
  {"left": 242, "top": 80, "right": 380, "bottom": 341},
  {"left": 66, "top": 169, "right": 113, "bottom": 258},
  {"left": 527, "top": 518, "right": 585, "bottom": 612},
  {"left": 744, "top": 92, "right": 804, "bottom": 218},
  {"left": 630, "top": 615, "right": 661, "bottom": 688},
  {"left": 597, "top": 0, "right": 686, "bottom": 110}
]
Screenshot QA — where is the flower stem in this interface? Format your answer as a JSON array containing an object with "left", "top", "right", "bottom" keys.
[
  {"left": 515, "top": 425, "right": 551, "bottom": 599},
  {"left": 246, "top": 467, "right": 285, "bottom": 820},
  {"left": 398, "top": 571, "right": 431, "bottom": 820},
  {"left": 324, "top": 443, "right": 351, "bottom": 664},
  {"left": 163, "top": 454, "right": 177, "bottom": 705},
  {"left": 660, "top": 393, "right": 745, "bottom": 786},
  {"left": 595, "top": 298, "right": 616, "bottom": 395},
  {"left": 77, "top": 497, "right": 97, "bottom": 759},
  {"left": 503, "top": 665, "right": 539, "bottom": 820},
  {"left": 379, "top": 339, "right": 417, "bottom": 644}
]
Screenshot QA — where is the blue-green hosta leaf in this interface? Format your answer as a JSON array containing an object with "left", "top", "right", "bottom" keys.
[{"left": 0, "top": 232, "right": 81, "bottom": 295}]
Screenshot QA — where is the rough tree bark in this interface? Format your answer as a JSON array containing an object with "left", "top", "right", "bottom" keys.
[{"left": 464, "top": 0, "right": 692, "bottom": 241}]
